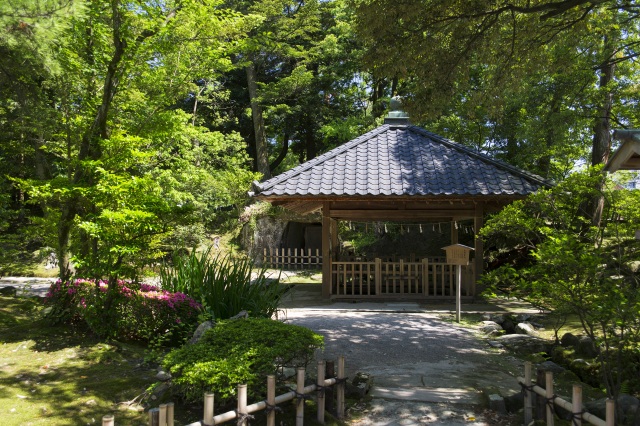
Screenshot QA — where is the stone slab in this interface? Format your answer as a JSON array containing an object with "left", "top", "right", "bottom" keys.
[{"left": 370, "top": 386, "right": 482, "bottom": 405}]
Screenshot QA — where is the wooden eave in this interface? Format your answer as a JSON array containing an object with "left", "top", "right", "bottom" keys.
[
  {"left": 606, "top": 139, "right": 640, "bottom": 172},
  {"left": 258, "top": 194, "right": 525, "bottom": 219}
]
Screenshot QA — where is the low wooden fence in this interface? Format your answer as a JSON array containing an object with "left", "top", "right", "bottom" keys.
[
  {"left": 262, "top": 248, "right": 322, "bottom": 270},
  {"left": 331, "top": 258, "right": 475, "bottom": 298},
  {"left": 519, "top": 361, "right": 614, "bottom": 426},
  {"left": 101, "top": 357, "right": 346, "bottom": 426}
]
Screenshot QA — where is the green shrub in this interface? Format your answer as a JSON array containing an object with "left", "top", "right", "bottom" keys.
[
  {"left": 160, "top": 248, "right": 285, "bottom": 320},
  {"left": 163, "top": 318, "right": 324, "bottom": 405},
  {"left": 45, "top": 279, "right": 201, "bottom": 344}
]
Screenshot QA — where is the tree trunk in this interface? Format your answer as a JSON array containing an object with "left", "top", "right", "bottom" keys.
[
  {"left": 246, "top": 62, "right": 271, "bottom": 180},
  {"left": 269, "top": 132, "right": 289, "bottom": 171},
  {"left": 589, "top": 36, "right": 615, "bottom": 226},
  {"left": 591, "top": 62, "right": 614, "bottom": 167},
  {"left": 57, "top": 0, "right": 127, "bottom": 280}
]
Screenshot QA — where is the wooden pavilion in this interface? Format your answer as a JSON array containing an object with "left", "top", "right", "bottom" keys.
[{"left": 251, "top": 109, "right": 550, "bottom": 300}]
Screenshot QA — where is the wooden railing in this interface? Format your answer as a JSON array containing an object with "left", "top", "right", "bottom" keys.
[
  {"left": 262, "top": 248, "right": 322, "bottom": 270},
  {"left": 331, "top": 258, "right": 475, "bottom": 298},
  {"left": 102, "top": 358, "right": 346, "bottom": 426},
  {"left": 519, "top": 361, "right": 614, "bottom": 426}
]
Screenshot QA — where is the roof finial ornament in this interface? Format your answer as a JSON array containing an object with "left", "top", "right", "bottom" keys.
[{"left": 384, "top": 96, "right": 410, "bottom": 126}]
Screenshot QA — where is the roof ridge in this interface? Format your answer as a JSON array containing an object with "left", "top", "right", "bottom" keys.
[
  {"left": 408, "top": 126, "right": 553, "bottom": 187},
  {"left": 254, "top": 124, "right": 392, "bottom": 192}
]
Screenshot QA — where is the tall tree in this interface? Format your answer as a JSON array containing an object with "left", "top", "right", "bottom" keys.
[{"left": 353, "top": 0, "right": 640, "bottom": 171}]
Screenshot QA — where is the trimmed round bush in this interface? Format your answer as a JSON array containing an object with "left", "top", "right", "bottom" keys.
[{"left": 163, "top": 318, "right": 324, "bottom": 405}]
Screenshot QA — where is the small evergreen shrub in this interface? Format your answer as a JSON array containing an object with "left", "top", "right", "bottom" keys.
[
  {"left": 45, "top": 279, "right": 201, "bottom": 344},
  {"left": 163, "top": 318, "right": 324, "bottom": 405}
]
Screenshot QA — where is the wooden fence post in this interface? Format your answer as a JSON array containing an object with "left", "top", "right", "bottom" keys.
[
  {"left": 524, "top": 361, "right": 533, "bottom": 425},
  {"left": 159, "top": 403, "right": 167, "bottom": 426},
  {"left": 535, "top": 369, "right": 546, "bottom": 420},
  {"left": 337, "top": 356, "right": 345, "bottom": 419},
  {"left": 203, "top": 392, "right": 214, "bottom": 426},
  {"left": 606, "top": 399, "right": 615, "bottom": 426},
  {"left": 238, "top": 384, "right": 248, "bottom": 426},
  {"left": 267, "top": 375, "right": 276, "bottom": 426},
  {"left": 317, "top": 360, "right": 326, "bottom": 424},
  {"left": 325, "top": 361, "right": 335, "bottom": 416},
  {"left": 102, "top": 415, "right": 114, "bottom": 426},
  {"left": 166, "top": 402, "right": 174, "bottom": 426},
  {"left": 296, "top": 367, "right": 305, "bottom": 426},
  {"left": 545, "top": 371, "right": 555, "bottom": 426},
  {"left": 148, "top": 408, "right": 159, "bottom": 426},
  {"left": 572, "top": 384, "right": 582, "bottom": 426}
]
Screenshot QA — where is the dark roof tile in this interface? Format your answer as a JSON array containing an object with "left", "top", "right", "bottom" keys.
[{"left": 254, "top": 124, "right": 551, "bottom": 197}]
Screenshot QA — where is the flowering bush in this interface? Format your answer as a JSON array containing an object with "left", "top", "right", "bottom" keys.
[{"left": 45, "top": 278, "right": 201, "bottom": 345}]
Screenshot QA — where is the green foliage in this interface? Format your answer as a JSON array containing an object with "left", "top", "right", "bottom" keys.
[
  {"left": 44, "top": 279, "right": 202, "bottom": 345},
  {"left": 163, "top": 318, "right": 324, "bottom": 404},
  {"left": 160, "top": 247, "right": 285, "bottom": 320},
  {"left": 481, "top": 167, "right": 640, "bottom": 397}
]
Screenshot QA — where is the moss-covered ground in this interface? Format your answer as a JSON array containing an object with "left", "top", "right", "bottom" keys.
[{"left": 0, "top": 296, "right": 346, "bottom": 426}]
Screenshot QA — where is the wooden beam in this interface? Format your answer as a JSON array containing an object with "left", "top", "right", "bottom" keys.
[{"left": 329, "top": 209, "right": 476, "bottom": 220}]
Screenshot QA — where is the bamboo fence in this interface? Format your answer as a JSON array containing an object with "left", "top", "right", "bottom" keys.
[
  {"left": 519, "top": 361, "right": 615, "bottom": 426},
  {"left": 102, "top": 356, "right": 346, "bottom": 426}
]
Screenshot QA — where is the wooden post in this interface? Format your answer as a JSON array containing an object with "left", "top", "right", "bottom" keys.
[
  {"left": 102, "top": 415, "right": 114, "bottom": 426},
  {"left": 473, "top": 204, "right": 484, "bottom": 295},
  {"left": 203, "top": 392, "right": 214, "bottom": 426},
  {"left": 546, "top": 371, "right": 555, "bottom": 426},
  {"left": 166, "top": 402, "right": 174, "bottom": 426},
  {"left": 422, "top": 258, "right": 428, "bottom": 296},
  {"left": 159, "top": 403, "right": 167, "bottom": 426},
  {"left": 535, "top": 369, "right": 546, "bottom": 421},
  {"left": 322, "top": 203, "right": 331, "bottom": 298},
  {"left": 267, "top": 375, "right": 276, "bottom": 426},
  {"left": 326, "top": 361, "right": 335, "bottom": 416},
  {"left": 337, "top": 356, "right": 345, "bottom": 419},
  {"left": 317, "top": 360, "right": 326, "bottom": 423},
  {"left": 572, "top": 384, "right": 582, "bottom": 426},
  {"left": 606, "top": 399, "right": 615, "bottom": 426},
  {"left": 375, "top": 258, "right": 381, "bottom": 295},
  {"left": 148, "top": 408, "right": 159, "bottom": 426},
  {"left": 238, "top": 384, "right": 248, "bottom": 426},
  {"left": 455, "top": 264, "right": 462, "bottom": 322},
  {"left": 524, "top": 362, "right": 533, "bottom": 425},
  {"left": 296, "top": 367, "right": 305, "bottom": 426}
]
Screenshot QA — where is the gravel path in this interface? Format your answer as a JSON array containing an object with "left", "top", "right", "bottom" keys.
[{"left": 285, "top": 308, "right": 523, "bottom": 425}]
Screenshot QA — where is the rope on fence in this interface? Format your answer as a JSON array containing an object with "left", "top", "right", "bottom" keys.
[
  {"left": 235, "top": 411, "right": 254, "bottom": 426},
  {"left": 263, "top": 401, "right": 283, "bottom": 414},
  {"left": 545, "top": 394, "right": 559, "bottom": 416},
  {"left": 570, "top": 410, "right": 585, "bottom": 426},
  {"left": 294, "top": 390, "right": 312, "bottom": 405},
  {"left": 519, "top": 382, "right": 535, "bottom": 396}
]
